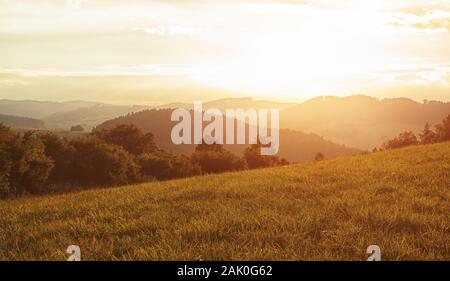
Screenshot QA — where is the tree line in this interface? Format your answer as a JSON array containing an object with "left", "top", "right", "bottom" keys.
[
  {"left": 379, "top": 114, "right": 450, "bottom": 150},
  {"left": 0, "top": 124, "right": 288, "bottom": 198}
]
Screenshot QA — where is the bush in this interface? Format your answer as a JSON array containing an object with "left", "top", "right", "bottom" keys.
[
  {"left": 8, "top": 132, "right": 54, "bottom": 195},
  {"left": 419, "top": 123, "right": 438, "bottom": 145},
  {"left": 138, "top": 150, "right": 200, "bottom": 180},
  {"left": 70, "top": 138, "right": 141, "bottom": 186},
  {"left": 244, "top": 143, "right": 288, "bottom": 169},
  {"left": 191, "top": 143, "right": 246, "bottom": 174},
  {"left": 314, "top": 152, "right": 324, "bottom": 161},
  {"left": 70, "top": 125, "right": 84, "bottom": 132},
  {"left": 38, "top": 132, "right": 76, "bottom": 183},
  {"left": 381, "top": 114, "right": 450, "bottom": 150},
  {"left": 0, "top": 124, "right": 15, "bottom": 198},
  {"left": 93, "top": 124, "right": 156, "bottom": 156},
  {"left": 170, "top": 154, "right": 201, "bottom": 179},
  {"left": 435, "top": 114, "right": 450, "bottom": 142},
  {"left": 382, "top": 131, "right": 418, "bottom": 150}
]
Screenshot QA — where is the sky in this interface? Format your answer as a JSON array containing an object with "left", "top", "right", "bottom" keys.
[{"left": 0, "top": 0, "right": 449, "bottom": 104}]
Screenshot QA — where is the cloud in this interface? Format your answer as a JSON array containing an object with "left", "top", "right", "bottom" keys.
[
  {"left": 0, "top": 79, "right": 28, "bottom": 86},
  {"left": 0, "top": 64, "right": 194, "bottom": 77},
  {"left": 389, "top": 2, "right": 450, "bottom": 33},
  {"left": 131, "top": 26, "right": 203, "bottom": 36},
  {"left": 379, "top": 62, "right": 450, "bottom": 86}
]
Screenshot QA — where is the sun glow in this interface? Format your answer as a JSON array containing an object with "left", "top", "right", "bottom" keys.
[
  {"left": 184, "top": 1, "right": 449, "bottom": 100},
  {"left": 0, "top": 0, "right": 449, "bottom": 103}
]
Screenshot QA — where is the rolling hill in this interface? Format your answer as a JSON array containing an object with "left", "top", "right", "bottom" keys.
[
  {"left": 96, "top": 108, "right": 360, "bottom": 162},
  {"left": 3, "top": 96, "right": 449, "bottom": 149},
  {"left": 157, "top": 97, "right": 294, "bottom": 112},
  {"left": 0, "top": 142, "right": 448, "bottom": 260},
  {"left": 0, "top": 99, "right": 83, "bottom": 119},
  {"left": 0, "top": 114, "right": 45, "bottom": 129},
  {"left": 280, "top": 95, "right": 450, "bottom": 149},
  {"left": 43, "top": 104, "right": 151, "bottom": 131}
]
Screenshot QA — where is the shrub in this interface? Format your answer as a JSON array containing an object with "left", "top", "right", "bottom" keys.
[
  {"left": 419, "top": 123, "right": 438, "bottom": 145},
  {"left": 138, "top": 150, "right": 200, "bottom": 180},
  {"left": 314, "top": 152, "right": 324, "bottom": 161},
  {"left": 0, "top": 124, "right": 15, "bottom": 198},
  {"left": 70, "top": 138, "right": 141, "bottom": 186},
  {"left": 244, "top": 143, "right": 288, "bottom": 169},
  {"left": 191, "top": 143, "right": 246, "bottom": 174},
  {"left": 93, "top": 124, "right": 156, "bottom": 156},
  {"left": 435, "top": 114, "right": 450, "bottom": 142},
  {"left": 8, "top": 132, "right": 54, "bottom": 195},
  {"left": 70, "top": 125, "right": 84, "bottom": 132},
  {"left": 38, "top": 132, "right": 76, "bottom": 183},
  {"left": 382, "top": 131, "right": 418, "bottom": 150}
]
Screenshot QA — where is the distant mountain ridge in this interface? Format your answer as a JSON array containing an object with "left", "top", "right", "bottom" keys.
[
  {"left": 280, "top": 95, "right": 450, "bottom": 149},
  {"left": 157, "top": 97, "right": 294, "bottom": 111},
  {"left": 2, "top": 95, "right": 449, "bottom": 149},
  {"left": 0, "top": 114, "right": 45, "bottom": 129},
  {"left": 0, "top": 99, "right": 151, "bottom": 131},
  {"left": 0, "top": 99, "right": 80, "bottom": 119},
  {"left": 43, "top": 104, "right": 151, "bottom": 131}
]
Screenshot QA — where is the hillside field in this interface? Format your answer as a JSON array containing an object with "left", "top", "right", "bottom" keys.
[{"left": 0, "top": 142, "right": 449, "bottom": 260}]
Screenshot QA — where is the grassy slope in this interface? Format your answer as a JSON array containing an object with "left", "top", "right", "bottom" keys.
[{"left": 0, "top": 142, "right": 449, "bottom": 261}]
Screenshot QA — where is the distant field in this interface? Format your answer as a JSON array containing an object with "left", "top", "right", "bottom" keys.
[{"left": 0, "top": 142, "right": 449, "bottom": 260}]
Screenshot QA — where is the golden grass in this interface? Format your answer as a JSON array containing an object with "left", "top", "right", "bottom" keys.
[{"left": 0, "top": 142, "right": 449, "bottom": 260}]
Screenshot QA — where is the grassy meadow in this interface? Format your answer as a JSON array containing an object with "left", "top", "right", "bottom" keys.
[{"left": 0, "top": 142, "right": 449, "bottom": 261}]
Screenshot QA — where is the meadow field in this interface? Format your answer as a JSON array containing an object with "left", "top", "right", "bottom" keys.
[{"left": 0, "top": 142, "right": 449, "bottom": 261}]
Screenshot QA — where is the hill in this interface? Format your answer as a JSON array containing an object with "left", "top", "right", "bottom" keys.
[
  {"left": 0, "top": 99, "right": 148, "bottom": 131},
  {"left": 96, "top": 109, "right": 360, "bottom": 162},
  {"left": 281, "top": 95, "right": 450, "bottom": 149},
  {"left": 0, "top": 114, "right": 45, "bottom": 129},
  {"left": 0, "top": 99, "right": 80, "bottom": 119},
  {"left": 0, "top": 142, "right": 448, "bottom": 260},
  {"left": 43, "top": 104, "right": 151, "bottom": 131},
  {"left": 157, "top": 97, "right": 294, "bottom": 112},
  {"left": 3, "top": 96, "right": 449, "bottom": 148}
]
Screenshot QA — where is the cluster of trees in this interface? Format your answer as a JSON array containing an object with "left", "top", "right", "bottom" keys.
[
  {"left": 380, "top": 114, "right": 450, "bottom": 150},
  {"left": 0, "top": 124, "right": 288, "bottom": 198},
  {"left": 0, "top": 126, "right": 54, "bottom": 197}
]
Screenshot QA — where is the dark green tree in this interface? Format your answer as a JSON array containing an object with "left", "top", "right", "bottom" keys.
[
  {"left": 70, "top": 138, "right": 141, "bottom": 186},
  {"left": 9, "top": 132, "right": 54, "bottom": 195},
  {"left": 435, "top": 114, "right": 450, "bottom": 142},
  {"left": 93, "top": 124, "right": 156, "bottom": 156},
  {"left": 243, "top": 143, "right": 288, "bottom": 169},
  {"left": 419, "top": 123, "right": 438, "bottom": 144},
  {"left": 138, "top": 150, "right": 200, "bottom": 180},
  {"left": 382, "top": 131, "right": 418, "bottom": 150},
  {"left": 39, "top": 132, "right": 76, "bottom": 183},
  {"left": 191, "top": 143, "right": 246, "bottom": 174},
  {"left": 314, "top": 152, "right": 324, "bottom": 161}
]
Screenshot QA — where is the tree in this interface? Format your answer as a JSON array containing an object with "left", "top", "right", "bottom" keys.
[
  {"left": 138, "top": 150, "right": 200, "bottom": 180},
  {"left": 70, "top": 125, "right": 84, "bottom": 132},
  {"left": 314, "top": 152, "right": 324, "bottom": 161},
  {"left": 435, "top": 114, "right": 450, "bottom": 142},
  {"left": 191, "top": 143, "right": 246, "bottom": 174},
  {"left": 92, "top": 124, "right": 156, "bottom": 156},
  {"left": 9, "top": 132, "right": 54, "bottom": 195},
  {"left": 0, "top": 124, "right": 15, "bottom": 197},
  {"left": 138, "top": 151, "right": 172, "bottom": 180},
  {"left": 243, "top": 143, "right": 288, "bottom": 169},
  {"left": 70, "top": 138, "right": 140, "bottom": 186},
  {"left": 419, "top": 123, "right": 438, "bottom": 145},
  {"left": 381, "top": 131, "right": 418, "bottom": 150},
  {"left": 170, "top": 154, "right": 201, "bottom": 178},
  {"left": 38, "top": 132, "right": 76, "bottom": 183}
]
